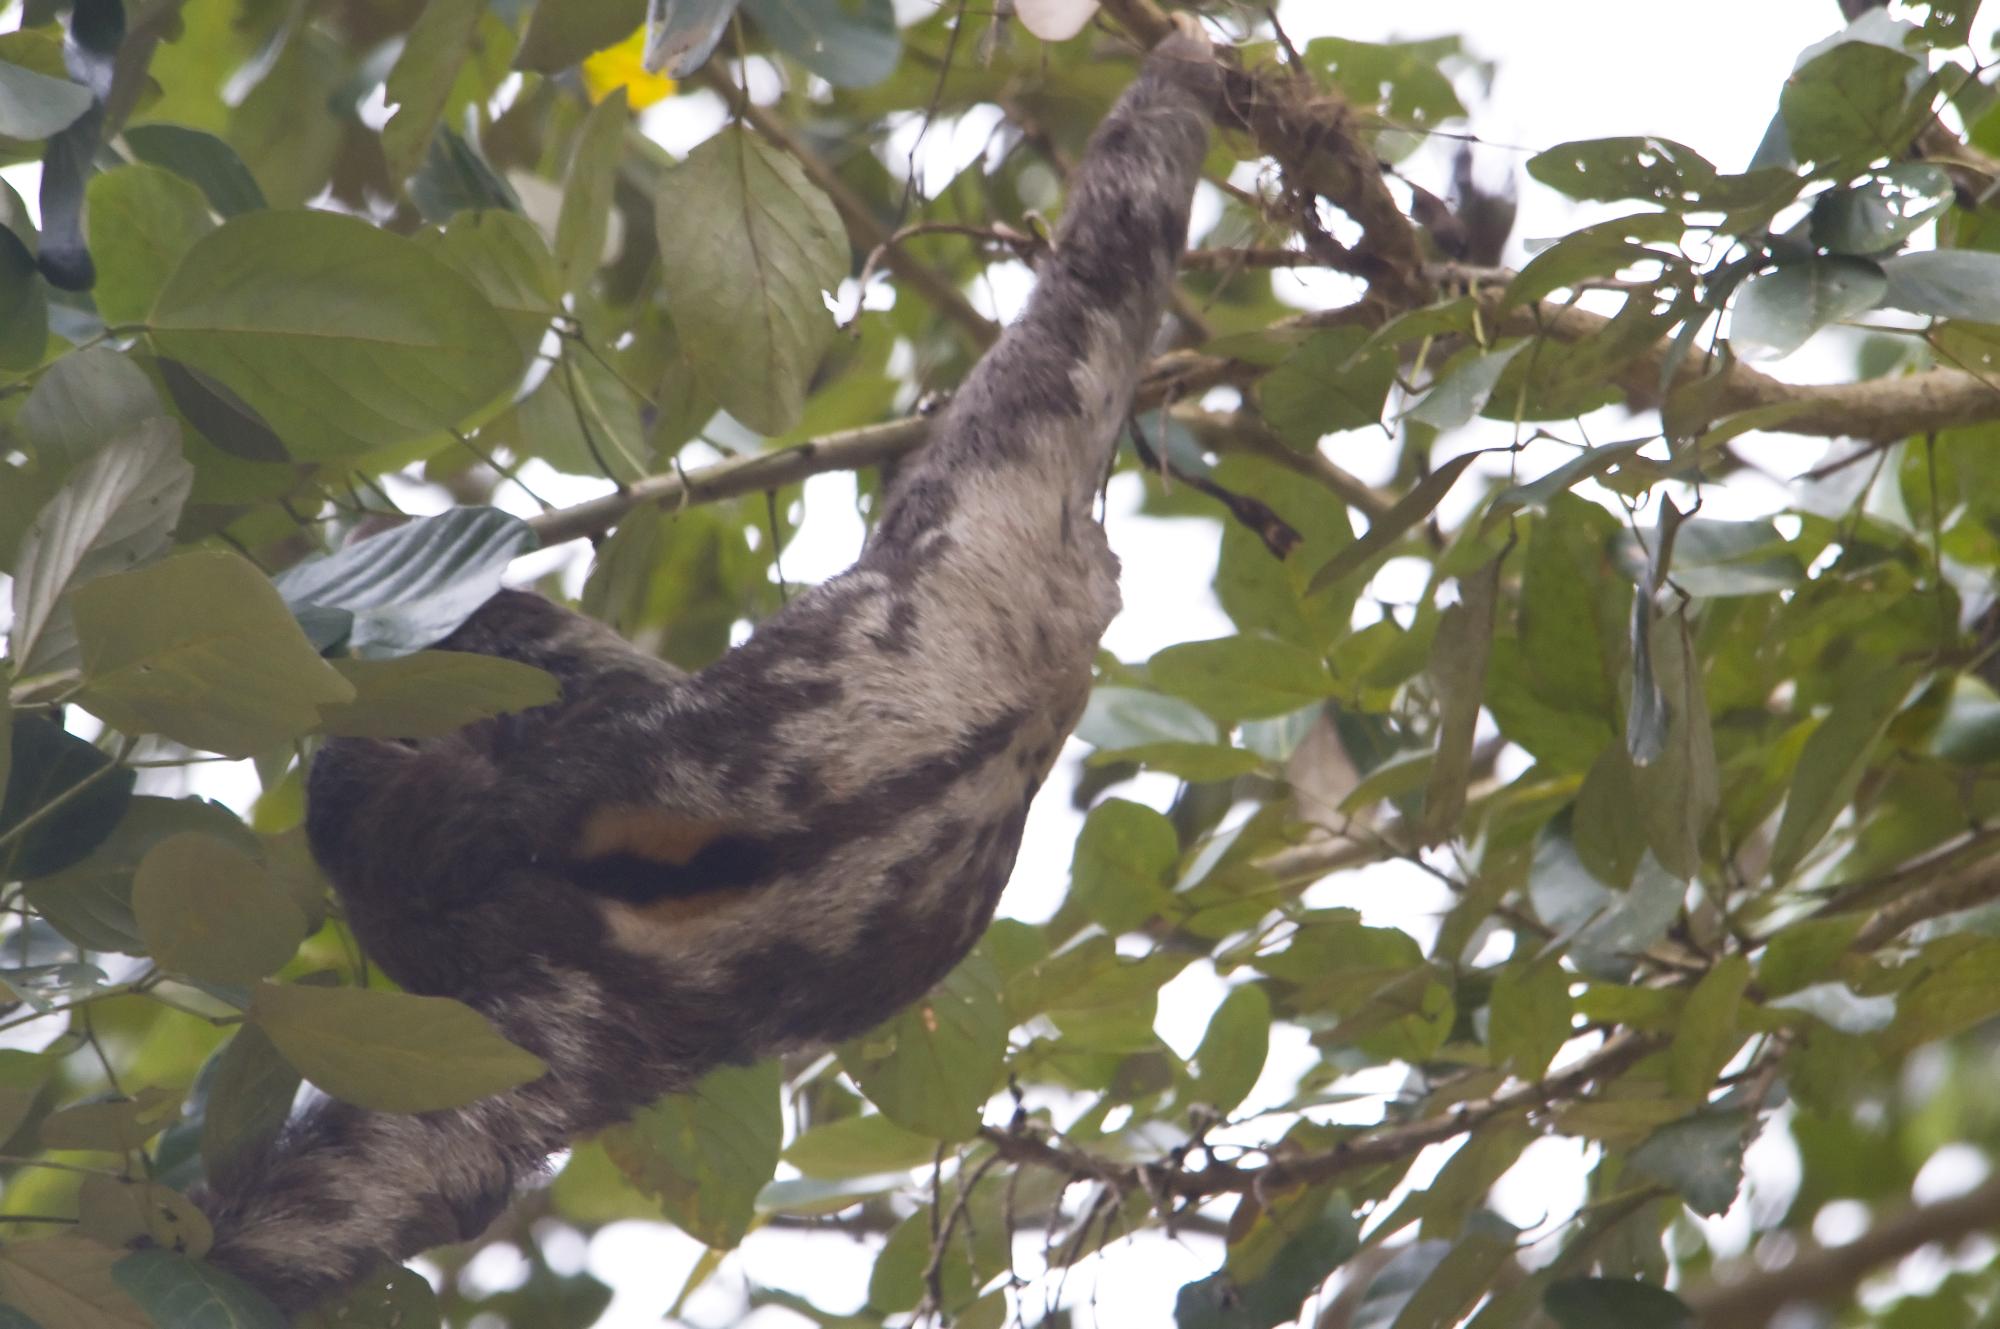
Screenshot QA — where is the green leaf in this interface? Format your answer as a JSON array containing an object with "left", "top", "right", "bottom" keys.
[
  {"left": 1421, "top": 554, "right": 1501, "bottom": 842},
  {"left": 1544, "top": 1277, "right": 1693, "bottom": 1329},
  {"left": 132, "top": 832, "right": 305, "bottom": 985},
  {"left": 1667, "top": 954, "right": 1749, "bottom": 1099},
  {"left": 1212, "top": 455, "right": 1357, "bottom": 652},
  {"left": 294, "top": 1266, "right": 441, "bottom": 1329},
  {"left": 1489, "top": 961, "right": 1571, "bottom": 1079},
  {"left": 1148, "top": 635, "right": 1338, "bottom": 722},
  {"left": 1388, "top": 1213, "right": 1519, "bottom": 1329},
  {"left": 0, "top": 1047, "right": 57, "bottom": 1146},
  {"left": 318, "top": 652, "right": 559, "bottom": 739},
  {"left": 1728, "top": 258, "right": 1885, "bottom": 361},
  {"left": 381, "top": 0, "right": 485, "bottom": 179},
  {"left": 409, "top": 127, "right": 521, "bottom": 223},
  {"left": 1070, "top": 798, "right": 1178, "bottom": 933},
  {"left": 147, "top": 210, "right": 522, "bottom": 459},
  {"left": 0, "top": 224, "right": 46, "bottom": 374},
  {"left": 838, "top": 951, "right": 1007, "bottom": 1140},
  {"left": 1484, "top": 440, "right": 1649, "bottom": 528},
  {"left": 1075, "top": 686, "right": 1261, "bottom": 782},
  {"left": 39, "top": 1086, "right": 183, "bottom": 1152},
  {"left": 1811, "top": 164, "right": 1951, "bottom": 255},
  {"left": 271, "top": 508, "right": 537, "bottom": 658},
  {"left": 0, "top": 713, "right": 136, "bottom": 882},
  {"left": 1883, "top": 938, "right": 2000, "bottom": 1053},
  {"left": 1309, "top": 451, "right": 1484, "bottom": 595},
  {"left": 0, "top": 1236, "right": 151, "bottom": 1329},
  {"left": 0, "top": 58, "right": 91, "bottom": 139},
  {"left": 655, "top": 126, "right": 849, "bottom": 434},
  {"left": 75, "top": 549, "right": 356, "bottom": 757},
  {"left": 1780, "top": 40, "right": 1921, "bottom": 168},
  {"left": 415, "top": 211, "right": 561, "bottom": 369},
  {"left": 781, "top": 1112, "right": 935, "bottom": 1179},
  {"left": 249, "top": 981, "right": 547, "bottom": 1113},
  {"left": 1188, "top": 984, "right": 1269, "bottom": 1114},
  {"left": 515, "top": 0, "right": 641, "bottom": 72},
  {"left": 26, "top": 796, "right": 250, "bottom": 954},
  {"left": 1878, "top": 249, "right": 2000, "bottom": 322},
  {"left": 123, "top": 124, "right": 267, "bottom": 218},
  {"left": 18, "top": 350, "right": 166, "bottom": 477},
  {"left": 1407, "top": 342, "right": 1527, "bottom": 429},
  {"left": 1768, "top": 666, "right": 1920, "bottom": 881},
  {"left": 1756, "top": 913, "right": 1863, "bottom": 995},
  {"left": 199, "top": 1025, "right": 301, "bottom": 1191},
  {"left": 1630, "top": 607, "right": 1718, "bottom": 880},
  {"left": 1176, "top": 1193, "right": 1358, "bottom": 1329},
  {"left": 76, "top": 1176, "right": 212, "bottom": 1259},
  {"left": 112, "top": 1251, "right": 284, "bottom": 1329},
  {"left": 10, "top": 420, "right": 188, "bottom": 676},
  {"left": 554, "top": 90, "right": 630, "bottom": 291},
  {"left": 1526, "top": 136, "right": 1719, "bottom": 205},
  {"left": 85, "top": 166, "right": 215, "bottom": 327},
  {"left": 1628, "top": 1109, "right": 1748, "bottom": 1217},
  {"left": 600, "top": 1060, "right": 782, "bottom": 1248},
  {"left": 1259, "top": 328, "right": 1394, "bottom": 446},
  {"left": 742, "top": 0, "right": 899, "bottom": 88}
]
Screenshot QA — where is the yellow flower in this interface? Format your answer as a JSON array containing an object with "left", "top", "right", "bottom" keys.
[{"left": 581, "top": 28, "right": 677, "bottom": 108}]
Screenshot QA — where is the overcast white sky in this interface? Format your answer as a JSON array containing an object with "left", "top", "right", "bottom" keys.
[{"left": 0, "top": 1, "right": 1971, "bottom": 1325}]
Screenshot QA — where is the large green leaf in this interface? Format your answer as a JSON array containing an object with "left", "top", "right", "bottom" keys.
[
  {"left": 85, "top": 165, "right": 215, "bottom": 327},
  {"left": 0, "top": 1236, "right": 151, "bottom": 1329},
  {"left": 147, "top": 210, "right": 522, "bottom": 459},
  {"left": 132, "top": 831, "right": 306, "bottom": 985},
  {"left": 554, "top": 90, "right": 629, "bottom": 291},
  {"left": 271, "top": 508, "right": 536, "bottom": 657},
  {"left": 742, "top": 0, "right": 899, "bottom": 88},
  {"left": 837, "top": 951, "right": 1007, "bottom": 1140},
  {"left": 515, "top": 0, "right": 641, "bottom": 72},
  {"left": 1069, "top": 798, "right": 1178, "bottom": 933},
  {"left": 10, "top": 419, "right": 190, "bottom": 677},
  {"left": 1187, "top": 984, "right": 1270, "bottom": 1114},
  {"left": 1148, "top": 635, "right": 1339, "bottom": 722},
  {"left": 380, "top": 0, "right": 484, "bottom": 179},
  {"left": 1779, "top": 40, "right": 1921, "bottom": 169},
  {"left": 18, "top": 350, "right": 167, "bottom": 477},
  {"left": 655, "top": 126, "right": 848, "bottom": 434},
  {"left": 1544, "top": 1278, "right": 1693, "bottom": 1329},
  {"left": 1177, "top": 1192, "right": 1358, "bottom": 1329},
  {"left": 250, "top": 982, "right": 547, "bottom": 1113},
  {"left": 112, "top": 1251, "right": 284, "bottom": 1329},
  {"left": 123, "top": 124, "right": 267, "bottom": 218},
  {"left": 74, "top": 550, "right": 355, "bottom": 757},
  {"left": 1258, "top": 327, "right": 1394, "bottom": 445},
  {"left": 318, "top": 652, "right": 559, "bottom": 739},
  {"left": 1878, "top": 249, "right": 2000, "bottom": 322},
  {"left": 26, "top": 795, "right": 250, "bottom": 954},
  {"left": 199, "top": 1025, "right": 301, "bottom": 1190},
  {"left": 1768, "top": 666, "right": 1920, "bottom": 881},
  {"left": 0, "top": 223, "right": 46, "bottom": 373},
  {"left": 0, "top": 57, "right": 91, "bottom": 140},
  {"left": 600, "top": 1059, "right": 782, "bottom": 1248},
  {"left": 0, "top": 713, "right": 136, "bottom": 882},
  {"left": 1728, "top": 258, "right": 1885, "bottom": 361}
]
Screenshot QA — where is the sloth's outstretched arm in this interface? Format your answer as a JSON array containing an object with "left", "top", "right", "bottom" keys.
[{"left": 200, "top": 26, "right": 1218, "bottom": 1314}]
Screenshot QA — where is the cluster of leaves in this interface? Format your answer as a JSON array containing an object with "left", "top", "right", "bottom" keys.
[{"left": 3, "top": 1, "right": 2000, "bottom": 1328}]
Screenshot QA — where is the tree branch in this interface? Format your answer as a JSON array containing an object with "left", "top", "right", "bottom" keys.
[
  {"left": 976, "top": 1031, "right": 1656, "bottom": 1201},
  {"left": 1682, "top": 1173, "right": 2000, "bottom": 1328}
]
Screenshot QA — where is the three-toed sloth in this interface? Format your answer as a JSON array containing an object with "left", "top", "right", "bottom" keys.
[{"left": 197, "top": 22, "right": 1222, "bottom": 1312}]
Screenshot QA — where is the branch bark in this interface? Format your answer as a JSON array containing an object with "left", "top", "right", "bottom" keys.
[{"left": 1682, "top": 1173, "right": 2000, "bottom": 1328}]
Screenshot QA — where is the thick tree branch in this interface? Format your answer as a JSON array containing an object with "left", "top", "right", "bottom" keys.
[{"left": 1683, "top": 1173, "right": 2000, "bottom": 1328}]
